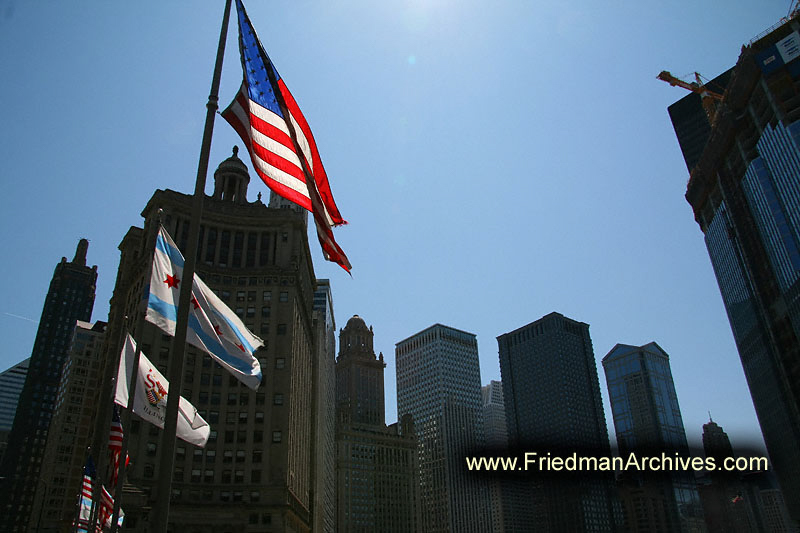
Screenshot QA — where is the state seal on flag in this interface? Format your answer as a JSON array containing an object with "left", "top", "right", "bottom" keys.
[{"left": 145, "top": 370, "right": 168, "bottom": 408}]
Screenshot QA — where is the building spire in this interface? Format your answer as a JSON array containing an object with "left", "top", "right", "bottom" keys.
[{"left": 72, "top": 239, "right": 89, "bottom": 266}]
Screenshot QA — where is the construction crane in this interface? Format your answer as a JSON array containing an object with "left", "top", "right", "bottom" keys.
[
  {"left": 791, "top": 0, "right": 800, "bottom": 18},
  {"left": 657, "top": 70, "right": 724, "bottom": 123}
]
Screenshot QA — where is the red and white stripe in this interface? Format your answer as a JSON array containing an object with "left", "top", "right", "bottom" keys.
[
  {"left": 108, "top": 409, "right": 129, "bottom": 488},
  {"left": 223, "top": 82, "right": 344, "bottom": 228},
  {"left": 224, "top": 83, "right": 351, "bottom": 272}
]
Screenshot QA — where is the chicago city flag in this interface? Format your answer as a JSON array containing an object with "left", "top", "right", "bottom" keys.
[
  {"left": 116, "top": 334, "right": 210, "bottom": 447},
  {"left": 222, "top": 0, "right": 351, "bottom": 272},
  {"left": 145, "top": 225, "right": 263, "bottom": 389}
]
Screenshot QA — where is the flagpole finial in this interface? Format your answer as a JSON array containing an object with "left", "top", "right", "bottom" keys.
[{"left": 233, "top": 145, "right": 239, "bottom": 156}]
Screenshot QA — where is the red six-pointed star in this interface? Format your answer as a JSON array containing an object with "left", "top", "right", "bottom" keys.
[
  {"left": 191, "top": 296, "right": 200, "bottom": 309},
  {"left": 236, "top": 343, "right": 245, "bottom": 352},
  {"left": 164, "top": 274, "right": 180, "bottom": 289},
  {"left": 213, "top": 324, "right": 223, "bottom": 336}
]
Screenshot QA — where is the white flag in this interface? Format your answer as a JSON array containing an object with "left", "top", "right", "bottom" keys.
[
  {"left": 145, "top": 225, "right": 263, "bottom": 390},
  {"left": 115, "top": 334, "right": 210, "bottom": 447}
]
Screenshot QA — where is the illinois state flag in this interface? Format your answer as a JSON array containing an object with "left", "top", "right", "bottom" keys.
[
  {"left": 145, "top": 225, "right": 263, "bottom": 389},
  {"left": 116, "top": 334, "right": 210, "bottom": 447},
  {"left": 222, "top": 0, "right": 351, "bottom": 272}
]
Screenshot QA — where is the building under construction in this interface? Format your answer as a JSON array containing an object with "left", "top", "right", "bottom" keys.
[{"left": 667, "top": 13, "right": 800, "bottom": 523}]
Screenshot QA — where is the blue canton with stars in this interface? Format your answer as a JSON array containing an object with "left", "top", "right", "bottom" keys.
[{"left": 234, "top": 0, "right": 284, "bottom": 117}]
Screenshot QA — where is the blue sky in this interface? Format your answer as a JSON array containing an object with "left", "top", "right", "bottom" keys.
[{"left": 0, "top": 0, "right": 789, "bottom": 452}]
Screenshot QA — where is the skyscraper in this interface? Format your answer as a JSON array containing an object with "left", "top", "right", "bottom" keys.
[
  {"left": 0, "top": 239, "right": 97, "bottom": 532},
  {"left": 335, "top": 315, "right": 419, "bottom": 532},
  {"left": 481, "top": 380, "right": 507, "bottom": 532},
  {"left": 0, "top": 358, "right": 29, "bottom": 461},
  {"left": 95, "top": 149, "right": 321, "bottom": 531},
  {"left": 311, "top": 279, "right": 336, "bottom": 533},
  {"left": 498, "top": 312, "right": 619, "bottom": 532},
  {"left": 667, "top": 15, "right": 800, "bottom": 518},
  {"left": 481, "top": 381, "right": 507, "bottom": 449},
  {"left": 603, "top": 342, "right": 704, "bottom": 532},
  {"left": 33, "top": 320, "right": 107, "bottom": 531},
  {"left": 702, "top": 418, "right": 733, "bottom": 463},
  {"left": 698, "top": 417, "right": 756, "bottom": 533},
  {"left": 396, "top": 324, "right": 491, "bottom": 533}
]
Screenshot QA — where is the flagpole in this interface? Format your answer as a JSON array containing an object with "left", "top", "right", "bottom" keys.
[
  {"left": 151, "top": 1, "right": 233, "bottom": 530},
  {"left": 108, "top": 212, "right": 163, "bottom": 532},
  {"left": 72, "top": 448, "right": 91, "bottom": 533},
  {"left": 89, "top": 310, "right": 132, "bottom": 533}
]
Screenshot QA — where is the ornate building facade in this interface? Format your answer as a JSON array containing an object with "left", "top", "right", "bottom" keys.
[
  {"left": 96, "top": 149, "right": 321, "bottom": 532},
  {"left": 335, "top": 315, "right": 420, "bottom": 532}
]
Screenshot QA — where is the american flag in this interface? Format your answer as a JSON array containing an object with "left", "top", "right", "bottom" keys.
[
  {"left": 98, "top": 485, "right": 121, "bottom": 531},
  {"left": 108, "top": 406, "right": 125, "bottom": 487},
  {"left": 74, "top": 457, "right": 95, "bottom": 533},
  {"left": 222, "top": 0, "right": 351, "bottom": 272}
]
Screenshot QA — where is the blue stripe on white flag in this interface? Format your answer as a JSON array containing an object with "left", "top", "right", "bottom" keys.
[
  {"left": 147, "top": 297, "right": 259, "bottom": 376},
  {"left": 155, "top": 233, "right": 185, "bottom": 268},
  {"left": 187, "top": 314, "right": 259, "bottom": 375},
  {"left": 148, "top": 293, "right": 178, "bottom": 323},
  {"left": 211, "top": 309, "right": 258, "bottom": 353}
]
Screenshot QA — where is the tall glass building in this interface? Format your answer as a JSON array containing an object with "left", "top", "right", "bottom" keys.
[
  {"left": 603, "top": 342, "right": 704, "bottom": 532},
  {"left": 498, "top": 312, "right": 620, "bottom": 532},
  {"left": 0, "top": 358, "right": 29, "bottom": 448},
  {"left": 396, "top": 324, "right": 491, "bottom": 533},
  {"left": 667, "top": 14, "right": 800, "bottom": 520}
]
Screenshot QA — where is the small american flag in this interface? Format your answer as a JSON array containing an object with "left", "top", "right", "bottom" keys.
[
  {"left": 223, "top": 0, "right": 351, "bottom": 272},
  {"left": 108, "top": 406, "right": 125, "bottom": 487},
  {"left": 74, "top": 456, "right": 95, "bottom": 532},
  {"left": 98, "top": 485, "right": 123, "bottom": 531}
]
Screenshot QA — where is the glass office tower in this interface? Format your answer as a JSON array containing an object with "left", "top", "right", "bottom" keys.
[
  {"left": 667, "top": 16, "right": 800, "bottom": 519},
  {"left": 603, "top": 342, "right": 705, "bottom": 532}
]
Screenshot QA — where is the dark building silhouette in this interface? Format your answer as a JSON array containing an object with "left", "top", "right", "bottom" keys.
[
  {"left": 334, "top": 315, "right": 420, "bottom": 532},
  {"left": 0, "top": 358, "right": 29, "bottom": 462},
  {"left": 603, "top": 342, "right": 705, "bottom": 532},
  {"left": 739, "top": 470, "right": 796, "bottom": 531},
  {"left": 89, "top": 149, "right": 324, "bottom": 531},
  {"left": 311, "top": 280, "right": 336, "bottom": 533},
  {"left": 701, "top": 418, "right": 733, "bottom": 462},
  {"left": 698, "top": 418, "right": 756, "bottom": 533},
  {"left": 32, "top": 320, "right": 108, "bottom": 531},
  {"left": 481, "top": 380, "right": 507, "bottom": 532},
  {"left": 0, "top": 240, "right": 97, "bottom": 532},
  {"left": 396, "top": 324, "right": 491, "bottom": 533},
  {"left": 498, "top": 312, "right": 620, "bottom": 532},
  {"left": 698, "top": 418, "right": 795, "bottom": 532},
  {"left": 336, "top": 316, "right": 386, "bottom": 427},
  {"left": 667, "top": 14, "right": 800, "bottom": 520}
]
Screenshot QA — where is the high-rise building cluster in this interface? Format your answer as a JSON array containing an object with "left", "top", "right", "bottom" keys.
[{"left": 3, "top": 11, "right": 800, "bottom": 532}]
